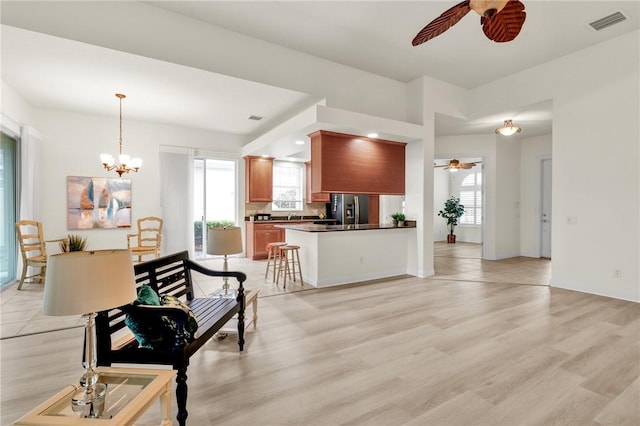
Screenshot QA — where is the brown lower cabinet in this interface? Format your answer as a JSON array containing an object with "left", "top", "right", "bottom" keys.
[{"left": 246, "top": 222, "right": 284, "bottom": 260}]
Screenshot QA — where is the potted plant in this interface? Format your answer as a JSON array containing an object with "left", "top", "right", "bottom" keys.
[
  {"left": 438, "top": 196, "right": 465, "bottom": 243},
  {"left": 60, "top": 234, "right": 88, "bottom": 252},
  {"left": 391, "top": 212, "right": 406, "bottom": 227}
]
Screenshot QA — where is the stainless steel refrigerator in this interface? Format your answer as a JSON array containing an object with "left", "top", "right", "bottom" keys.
[{"left": 328, "top": 194, "right": 369, "bottom": 225}]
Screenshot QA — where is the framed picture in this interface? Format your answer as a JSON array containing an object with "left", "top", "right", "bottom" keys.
[{"left": 67, "top": 176, "right": 132, "bottom": 229}]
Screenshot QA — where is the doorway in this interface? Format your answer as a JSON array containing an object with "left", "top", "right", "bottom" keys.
[
  {"left": 193, "top": 158, "right": 238, "bottom": 257},
  {"left": 433, "top": 156, "right": 485, "bottom": 258},
  {"left": 540, "top": 158, "right": 552, "bottom": 258}
]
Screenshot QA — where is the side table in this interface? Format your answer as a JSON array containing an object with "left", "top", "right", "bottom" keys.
[
  {"left": 13, "top": 367, "right": 175, "bottom": 425},
  {"left": 219, "top": 288, "right": 260, "bottom": 335}
]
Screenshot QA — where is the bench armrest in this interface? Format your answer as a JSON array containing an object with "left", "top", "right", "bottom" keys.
[{"left": 184, "top": 259, "right": 247, "bottom": 289}]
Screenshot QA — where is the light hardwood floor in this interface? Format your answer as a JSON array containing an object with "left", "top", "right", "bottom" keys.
[{"left": 1, "top": 244, "right": 638, "bottom": 425}]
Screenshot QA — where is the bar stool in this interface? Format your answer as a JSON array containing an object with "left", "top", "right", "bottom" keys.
[
  {"left": 277, "top": 245, "right": 303, "bottom": 289},
  {"left": 265, "top": 242, "right": 287, "bottom": 282}
]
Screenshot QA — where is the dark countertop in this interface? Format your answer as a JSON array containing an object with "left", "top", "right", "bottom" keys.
[{"left": 275, "top": 223, "right": 416, "bottom": 232}]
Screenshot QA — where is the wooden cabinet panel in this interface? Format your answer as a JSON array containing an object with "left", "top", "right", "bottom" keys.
[
  {"left": 305, "top": 162, "right": 330, "bottom": 203},
  {"left": 368, "top": 195, "right": 380, "bottom": 225},
  {"left": 245, "top": 156, "right": 273, "bottom": 203},
  {"left": 246, "top": 222, "right": 284, "bottom": 260},
  {"left": 310, "top": 130, "right": 406, "bottom": 195}
]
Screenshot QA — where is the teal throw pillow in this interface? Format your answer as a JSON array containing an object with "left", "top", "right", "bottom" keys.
[
  {"left": 136, "top": 284, "right": 161, "bottom": 306},
  {"left": 124, "top": 286, "right": 198, "bottom": 349}
]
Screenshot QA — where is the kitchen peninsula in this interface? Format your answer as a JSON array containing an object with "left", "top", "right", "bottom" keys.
[{"left": 277, "top": 223, "right": 416, "bottom": 287}]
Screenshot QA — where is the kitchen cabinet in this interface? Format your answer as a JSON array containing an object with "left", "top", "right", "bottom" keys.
[
  {"left": 305, "top": 162, "right": 330, "bottom": 203},
  {"left": 245, "top": 156, "right": 273, "bottom": 203},
  {"left": 309, "top": 130, "right": 406, "bottom": 195},
  {"left": 246, "top": 222, "right": 284, "bottom": 260}
]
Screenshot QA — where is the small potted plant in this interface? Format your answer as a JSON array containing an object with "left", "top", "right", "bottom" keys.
[
  {"left": 438, "top": 196, "right": 465, "bottom": 243},
  {"left": 391, "top": 212, "right": 406, "bottom": 227},
  {"left": 60, "top": 234, "right": 88, "bottom": 252}
]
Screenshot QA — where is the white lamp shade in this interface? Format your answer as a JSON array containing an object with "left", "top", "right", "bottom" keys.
[
  {"left": 43, "top": 249, "right": 137, "bottom": 316},
  {"left": 207, "top": 227, "right": 243, "bottom": 256}
]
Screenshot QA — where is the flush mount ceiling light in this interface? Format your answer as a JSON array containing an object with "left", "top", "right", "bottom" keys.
[
  {"left": 100, "top": 94, "right": 142, "bottom": 176},
  {"left": 367, "top": 132, "right": 379, "bottom": 138},
  {"left": 495, "top": 119, "right": 522, "bottom": 136},
  {"left": 295, "top": 140, "right": 305, "bottom": 145}
]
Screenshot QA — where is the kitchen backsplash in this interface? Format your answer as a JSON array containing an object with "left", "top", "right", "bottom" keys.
[{"left": 246, "top": 202, "right": 327, "bottom": 218}]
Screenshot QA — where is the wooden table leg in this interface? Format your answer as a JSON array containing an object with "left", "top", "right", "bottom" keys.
[
  {"left": 160, "top": 381, "right": 172, "bottom": 426},
  {"left": 252, "top": 296, "right": 258, "bottom": 329}
]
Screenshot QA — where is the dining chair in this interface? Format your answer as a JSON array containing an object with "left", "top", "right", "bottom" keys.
[
  {"left": 15, "top": 220, "right": 66, "bottom": 290},
  {"left": 127, "top": 216, "right": 163, "bottom": 263}
]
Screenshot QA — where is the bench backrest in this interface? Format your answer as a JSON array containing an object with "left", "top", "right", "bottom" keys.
[
  {"left": 133, "top": 250, "right": 195, "bottom": 301},
  {"left": 96, "top": 250, "right": 195, "bottom": 362}
]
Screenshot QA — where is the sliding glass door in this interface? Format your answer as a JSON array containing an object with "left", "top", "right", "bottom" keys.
[
  {"left": 193, "top": 158, "right": 237, "bottom": 258},
  {"left": 1, "top": 132, "right": 18, "bottom": 286}
]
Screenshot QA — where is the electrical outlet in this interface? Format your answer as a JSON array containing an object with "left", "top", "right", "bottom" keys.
[
  {"left": 614, "top": 269, "right": 622, "bottom": 279},
  {"left": 566, "top": 216, "right": 578, "bottom": 225}
]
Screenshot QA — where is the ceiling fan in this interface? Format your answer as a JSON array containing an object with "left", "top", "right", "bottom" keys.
[
  {"left": 412, "top": 0, "right": 526, "bottom": 46},
  {"left": 435, "top": 159, "right": 481, "bottom": 171}
]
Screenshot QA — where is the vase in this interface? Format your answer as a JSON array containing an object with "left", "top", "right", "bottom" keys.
[
  {"left": 398, "top": 220, "right": 405, "bottom": 227},
  {"left": 447, "top": 234, "right": 456, "bottom": 244}
]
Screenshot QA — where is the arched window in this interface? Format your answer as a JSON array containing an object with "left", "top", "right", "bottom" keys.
[{"left": 459, "top": 171, "right": 482, "bottom": 225}]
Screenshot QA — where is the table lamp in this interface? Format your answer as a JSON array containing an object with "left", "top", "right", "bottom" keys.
[
  {"left": 207, "top": 226, "right": 243, "bottom": 298},
  {"left": 43, "top": 249, "right": 137, "bottom": 418}
]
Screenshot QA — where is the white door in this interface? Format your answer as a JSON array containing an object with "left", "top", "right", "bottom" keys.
[{"left": 541, "top": 159, "right": 552, "bottom": 258}]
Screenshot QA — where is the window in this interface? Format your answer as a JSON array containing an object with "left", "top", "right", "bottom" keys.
[
  {"left": 272, "top": 161, "right": 304, "bottom": 211},
  {"left": 459, "top": 171, "right": 482, "bottom": 225}
]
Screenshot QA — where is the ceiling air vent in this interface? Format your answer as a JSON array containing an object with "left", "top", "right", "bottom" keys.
[
  {"left": 589, "top": 11, "right": 627, "bottom": 31},
  {"left": 248, "top": 115, "right": 263, "bottom": 121}
]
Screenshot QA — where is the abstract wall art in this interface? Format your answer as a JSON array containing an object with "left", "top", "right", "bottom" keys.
[{"left": 67, "top": 176, "right": 132, "bottom": 229}]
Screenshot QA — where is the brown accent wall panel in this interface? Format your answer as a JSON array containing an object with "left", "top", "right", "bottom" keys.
[{"left": 309, "top": 130, "right": 405, "bottom": 195}]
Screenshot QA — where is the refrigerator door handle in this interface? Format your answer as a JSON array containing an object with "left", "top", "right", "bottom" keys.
[{"left": 354, "top": 196, "right": 360, "bottom": 224}]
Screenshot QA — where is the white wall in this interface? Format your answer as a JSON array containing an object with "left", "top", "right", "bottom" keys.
[
  {"left": 520, "top": 133, "right": 552, "bottom": 257},
  {"left": 465, "top": 31, "right": 639, "bottom": 301},
  {"left": 493, "top": 137, "right": 521, "bottom": 259},
  {"left": 30, "top": 108, "right": 244, "bottom": 251},
  {"left": 433, "top": 168, "right": 449, "bottom": 241},
  {"left": 1, "top": 81, "right": 33, "bottom": 134}
]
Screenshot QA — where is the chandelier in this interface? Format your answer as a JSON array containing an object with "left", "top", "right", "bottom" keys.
[
  {"left": 495, "top": 119, "right": 522, "bottom": 136},
  {"left": 100, "top": 94, "right": 142, "bottom": 177}
]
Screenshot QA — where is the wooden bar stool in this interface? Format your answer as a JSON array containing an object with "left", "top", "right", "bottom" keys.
[
  {"left": 265, "top": 242, "right": 287, "bottom": 282},
  {"left": 277, "top": 245, "right": 303, "bottom": 289}
]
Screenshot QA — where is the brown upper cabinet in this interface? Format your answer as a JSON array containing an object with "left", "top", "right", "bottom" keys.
[
  {"left": 245, "top": 156, "right": 273, "bottom": 203},
  {"left": 304, "top": 162, "right": 330, "bottom": 203},
  {"left": 309, "top": 130, "right": 406, "bottom": 195}
]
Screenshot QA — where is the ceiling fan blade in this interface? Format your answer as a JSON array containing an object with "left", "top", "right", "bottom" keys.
[
  {"left": 481, "top": 0, "right": 526, "bottom": 43},
  {"left": 412, "top": 0, "right": 472, "bottom": 46}
]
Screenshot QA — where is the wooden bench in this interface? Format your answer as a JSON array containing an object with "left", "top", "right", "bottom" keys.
[{"left": 95, "top": 250, "right": 246, "bottom": 426}]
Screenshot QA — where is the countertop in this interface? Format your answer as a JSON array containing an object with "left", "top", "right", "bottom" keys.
[{"left": 275, "top": 223, "right": 416, "bottom": 232}]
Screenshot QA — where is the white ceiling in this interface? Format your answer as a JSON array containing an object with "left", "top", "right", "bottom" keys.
[{"left": 2, "top": 1, "right": 639, "bottom": 145}]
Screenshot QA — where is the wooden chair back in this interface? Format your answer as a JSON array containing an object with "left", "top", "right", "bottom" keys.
[
  {"left": 15, "top": 220, "right": 49, "bottom": 289},
  {"left": 127, "top": 216, "right": 163, "bottom": 262}
]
